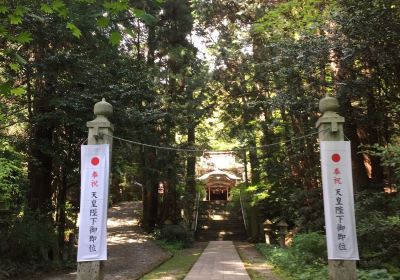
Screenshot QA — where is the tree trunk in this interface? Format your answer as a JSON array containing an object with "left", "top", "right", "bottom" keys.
[
  {"left": 141, "top": 147, "right": 159, "bottom": 231},
  {"left": 28, "top": 79, "right": 54, "bottom": 212},
  {"left": 366, "top": 92, "right": 384, "bottom": 187},
  {"left": 57, "top": 162, "right": 68, "bottom": 258},
  {"left": 185, "top": 123, "right": 196, "bottom": 227}
]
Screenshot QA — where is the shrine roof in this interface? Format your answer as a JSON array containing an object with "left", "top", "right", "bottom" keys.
[{"left": 197, "top": 169, "right": 241, "bottom": 181}]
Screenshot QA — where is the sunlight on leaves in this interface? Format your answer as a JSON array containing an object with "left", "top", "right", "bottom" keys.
[
  {"left": 96, "top": 17, "right": 109, "bottom": 28},
  {"left": 40, "top": 3, "right": 53, "bottom": 14},
  {"left": 9, "top": 63, "right": 20, "bottom": 72},
  {"left": 66, "top": 22, "right": 82, "bottom": 38},
  {"left": 15, "top": 31, "right": 33, "bottom": 44},
  {"left": 109, "top": 31, "right": 122, "bottom": 46},
  {"left": 0, "top": 5, "right": 8, "bottom": 14},
  {"left": 10, "top": 87, "right": 26, "bottom": 96}
]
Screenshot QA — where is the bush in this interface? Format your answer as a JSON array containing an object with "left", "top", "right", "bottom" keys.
[
  {"left": 356, "top": 192, "right": 400, "bottom": 270},
  {"left": 0, "top": 140, "right": 26, "bottom": 211},
  {"left": 290, "top": 232, "right": 327, "bottom": 265},
  {"left": 160, "top": 224, "right": 191, "bottom": 246},
  {"left": 256, "top": 231, "right": 399, "bottom": 280},
  {"left": 7, "top": 212, "right": 57, "bottom": 262},
  {"left": 256, "top": 232, "right": 328, "bottom": 279},
  {"left": 256, "top": 240, "right": 328, "bottom": 279},
  {"left": 357, "top": 269, "right": 394, "bottom": 280}
]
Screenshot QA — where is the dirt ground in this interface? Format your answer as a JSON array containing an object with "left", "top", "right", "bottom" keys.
[{"left": 37, "top": 201, "right": 171, "bottom": 280}]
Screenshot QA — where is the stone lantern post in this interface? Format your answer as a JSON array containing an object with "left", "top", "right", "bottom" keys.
[
  {"left": 277, "top": 220, "right": 288, "bottom": 248},
  {"left": 77, "top": 98, "right": 113, "bottom": 280},
  {"left": 263, "top": 219, "right": 273, "bottom": 245},
  {"left": 316, "top": 95, "right": 357, "bottom": 280}
]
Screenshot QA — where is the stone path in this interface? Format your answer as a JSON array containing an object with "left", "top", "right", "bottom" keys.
[{"left": 184, "top": 241, "right": 251, "bottom": 280}]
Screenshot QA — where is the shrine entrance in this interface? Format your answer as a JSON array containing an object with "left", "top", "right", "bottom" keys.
[
  {"left": 199, "top": 170, "right": 240, "bottom": 201},
  {"left": 208, "top": 188, "right": 228, "bottom": 201},
  {"left": 196, "top": 152, "right": 243, "bottom": 201}
]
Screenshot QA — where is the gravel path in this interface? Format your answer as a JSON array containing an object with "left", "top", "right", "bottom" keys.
[{"left": 41, "top": 201, "right": 171, "bottom": 280}]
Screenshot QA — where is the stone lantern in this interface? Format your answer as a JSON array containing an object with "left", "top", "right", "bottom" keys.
[
  {"left": 277, "top": 220, "right": 288, "bottom": 248},
  {"left": 263, "top": 219, "right": 273, "bottom": 245}
]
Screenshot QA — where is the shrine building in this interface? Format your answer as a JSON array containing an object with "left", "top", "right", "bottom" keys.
[{"left": 196, "top": 152, "right": 245, "bottom": 201}]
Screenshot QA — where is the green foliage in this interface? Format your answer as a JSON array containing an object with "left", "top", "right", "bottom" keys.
[
  {"left": 109, "top": 30, "right": 122, "bottom": 46},
  {"left": 14, "top": 31, "right": 32, "bottom": 43},
  {"left": 66, "top": 22, "right": 81, "bottom": 38},
  {"left": 155, "top": 239, "right": 186, "bottom": 253},
  {"left": 356, "top": 192, "right": 400, "bottom": 270},
  {"left": 233, "top": 182, "right": 271, "bottom": 206},
  {"left": 9, "top": 87, "right": 26, "bottom": 96},
  {"left": 159, "top": 224, "right": 191, "bottom": 246},
  {"left": 254, "top": 0, "right": 336, "bottom": 39},
  {"left": 141, "top": 241, "right": 204, "bottom": 280},
  {"left": 357, "top": 269, "right": 394, "bottom": 280},
  {"left": 96, "top": 16, "right": 109, "bottom": 28},
  {"left": 290, "top": 232, "right": 327, "bottom": 264},
  {"left": 363, "top": 143, "right": 400, "bottom": 186},
  {"left": 131, "top": 8, "right": 157, "bottom": 25},
  {"left": 0, "top": 140, "right": 26, "bottom": 210},
  {"left": 7, "top": 213, "right": 57, "bottom": 262},
  {"left": 103, "top": 0, "right": 129, "bottom": 15},
  {"left": 256, "top": 232, "right": 397, "bottom": 280},
  {"left": 256, "top": 234, "right": 328, "bottom": 280}
]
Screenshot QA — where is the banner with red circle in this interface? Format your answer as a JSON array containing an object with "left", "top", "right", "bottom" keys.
[
  {"left": 78, "top": 144, "right": 110, "bottom": 262},
  {"left": 320, "top": 141, "right": 359, "bottom": 260}
]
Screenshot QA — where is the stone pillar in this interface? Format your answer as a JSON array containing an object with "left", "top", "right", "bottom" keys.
[
  {"left": 77, "top": 98, "right": 114, "bottom": 280},
  {"left": 316, "top": 96, "right": 357, "bottom": 280},
  {"left": 263, "top": 219, "right": 272, "bottom": 245},
  {"left": 277, "top": 220, "right": 288, "bottom": 248}
]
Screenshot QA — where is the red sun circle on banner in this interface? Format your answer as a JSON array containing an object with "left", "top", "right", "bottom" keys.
[
  {"left": 91, "top": 156, "right": 100, "bottom": 166},
  {"left": 332, "top": 153, "right": 341, "bottom": 163}
]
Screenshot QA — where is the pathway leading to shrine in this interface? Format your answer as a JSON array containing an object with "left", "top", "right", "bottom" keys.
[
  {"left": 38, "top": 201, "right": 171, "bottom": 280},
  {"left": 184, "top": 241, "right": 251, "bottom": 280}
]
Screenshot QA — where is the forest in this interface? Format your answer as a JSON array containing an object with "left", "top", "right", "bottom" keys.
[{"left": 0, "top": 0, "right": 399, "bottom": 279}]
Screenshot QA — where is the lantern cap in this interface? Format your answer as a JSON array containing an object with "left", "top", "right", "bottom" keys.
[
  {"left": 263, "top": 219, "right": 273, "bottom": 225},
  {"left": 277, "top": 220, "right": 288, "bottom": 227},
  {"left": 319, "top": 96, "right": 339, "bottom": 113},
  {"left": 94, "top": 98, "right": 113, "bottom": 118}
]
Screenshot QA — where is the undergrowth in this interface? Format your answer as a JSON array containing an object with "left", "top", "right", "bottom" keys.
[{"left": 256, "top": 232, "right": 397, "bottom": 280}]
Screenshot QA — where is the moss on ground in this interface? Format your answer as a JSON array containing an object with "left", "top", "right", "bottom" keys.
[{"left": 140, "top": 242, "right": 206, "bottom": 280}]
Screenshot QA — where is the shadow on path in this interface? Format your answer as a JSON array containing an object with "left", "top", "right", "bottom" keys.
[{"left": 41, "top": 201, "right": 171, "bottom": 280}]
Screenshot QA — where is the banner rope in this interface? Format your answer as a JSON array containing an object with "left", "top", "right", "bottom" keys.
[{"left": 97, "top": 128, "right": 330, "bottom": 153}]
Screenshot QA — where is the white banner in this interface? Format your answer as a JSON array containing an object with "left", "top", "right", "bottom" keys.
[
  {"left": 77, "top": 144, "right": 110, "bottom": 262},
  {"left": 320, "top": 141, "right": 359, "bottom": 260}
]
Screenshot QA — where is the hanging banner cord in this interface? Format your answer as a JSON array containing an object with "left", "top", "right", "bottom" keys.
[{"left": 96, "top": 128, "right": 330, "bottom": 154}]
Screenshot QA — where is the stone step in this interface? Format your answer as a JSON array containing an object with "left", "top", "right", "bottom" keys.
[
  {"left": 200, "top": 200, "right": 227, "bottom": 204},
  {"left": 198, "top": 210, "right": 233, "bottom": 214},
  {"left": 196, "top": 230, "right": 247, "bottom": 237},
  {"left": 196, "top": 230, "right": 246, "bottom": 241},
  {"left": 197, "top": 214, "right": 243, "bottom": 220},
  {"left": 198, "top": 208, "right": 240, "bottom": 213},
  {"left": 196, "top": 200, "right": 246, "bottom": 241},
  {"left": 197, "top": 220, "right": 244, "bottom": 225},
  {"left": 197, "top": 223, "right": 244, "bottom": 231},
  {"left": 199, "top": 207, "right": 230, "bottom": 211}
]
